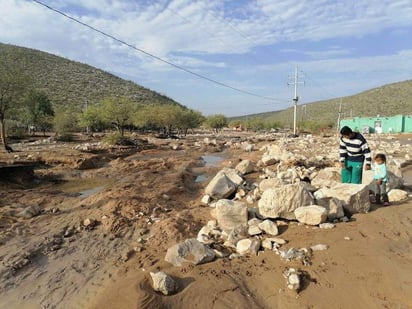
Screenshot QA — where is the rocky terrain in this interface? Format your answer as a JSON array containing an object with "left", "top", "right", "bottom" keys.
[{"left": 0, "top": 132, "right": 411, "bottom": 309}]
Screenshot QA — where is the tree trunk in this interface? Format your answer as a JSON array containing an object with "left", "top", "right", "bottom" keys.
[{"left": 0, "top": 118, "right": 8, "bottom": 151}]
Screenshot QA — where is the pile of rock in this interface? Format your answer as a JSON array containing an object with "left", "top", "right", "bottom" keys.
[{"left": 157, "top": 136, "right": 411, "bottom": 294}]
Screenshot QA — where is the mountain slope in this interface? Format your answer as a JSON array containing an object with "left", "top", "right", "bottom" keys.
[
  {"left": 234, "top": 80, "right": 412, "bottom": 126},
  {"left": 0, "top": 43, "right": 182, "bottom": 109}
]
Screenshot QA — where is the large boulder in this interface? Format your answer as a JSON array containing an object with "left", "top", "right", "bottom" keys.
[
  {"left": 294, "top": 205, "right": 328, "bottom": 225},
  {"left": 205, "top": 173, "right": 236, "bottom": 199},
  {"left": 314, "top": 183, "right": 370, "bottom": 214},
  {"left": 362, "top": 170, "right": 404, "bottom": 191},
  {"left": 165, "top": 238, "right": 215, "bottom": 267},
  {"left": 215, "top": 199, "right": 248, "bottom": 232},
  {"left": 259, "top": 178, "right": 284, "bottom": 192},
  {"left": 258, "top": 183, "right": 314, "bottom": 219}
]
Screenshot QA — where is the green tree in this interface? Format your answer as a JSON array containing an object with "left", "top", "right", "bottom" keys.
[
  {"left": 176, "top": 109, "right": 204, "bottom": 135},
  {"left": 24, "top": 89, "right": 54, "bottom": 136},
  {"left": 78, "top": 104, "right": 107, "bottom": 133},
  {"left": 204, "top": 114, "right": 227, "bottom": 133},
  {"left": 0, "top": 54, "right": 29, "bottom": 150},
  {"left": 53, "top": 106, "right": 80, "bottom": 134},
  {"left": 101, "top": 96, "right": 136, "bottom": 136}
]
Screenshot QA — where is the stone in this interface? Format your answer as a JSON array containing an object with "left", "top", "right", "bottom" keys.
[
  {"left": 258, "top": 178, "right": 284, "bottom": 192},
  {"left": 294, "top": 205, "right": 327, "bottom": 225},
  {"left": 311, "top": 167, "right": 341, "bottom": 188},
  {"left": 150, "top": 271, "right": 178, "bottom": 295},
  {"left": 310, "top": 244, "right": 329, "bottom": 251},
  {"left": 388, "top": 189, "right": 409, "bottom": 202},
  {"left": 319, "top": 223, "right": 335, "bottom": 229},
  {"left": 236, "top": 238, "right": 261, "bottom": 255},
  {"left": 18, "top": 205, "right": 41, "bottom": 219},
  {"left": 266, "top": 237, "right": 287, "bottom": 245},
  {"left": 258, "top": 220, "right": 279, "bottom": 236},
  {"left": 165, "top": 238, "right": 215, "bottom": 267},
  {"left": 315, "top": 197, "right": 345, "bottom": 220},
  {"left": 215, "top": 199, "right": 248, "bottom": 232},
  {"left": 235, "top": 159, "right": 255, "bottom": 175},
  {"left": 201, "top": 195, "right": 211, "bottom": 205},
  {"left": 363, "top": 170, "right": 404, "bottom": 191},
  {"left": 83, "top": 218, "right": 97, "bottom": 228},
  {"left": 258, "top": 183, "right": 314, "bottom": 219},
  {"left": 224, "top": 225, "right": 248, "bottom": 248},
  {"left": 261, "top": 239, "right": 273, "bottom": 250},
  {"left": 283, "top": 268, "right": 301, "bottom": 291},
  {"left": 247, "top": 218, "right": 262, "bottom": 235},
  {"left": 204, "top": 173, "right": 237, "bottom": 199},
  {"left": 219, "top": 168, "right": 244, "bottom": 186},
  {"left": 314, "top": 183, "right": 370, "bottom": 214}
]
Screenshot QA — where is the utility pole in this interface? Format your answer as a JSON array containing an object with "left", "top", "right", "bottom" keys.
[
  {"left": 337, "top": 97, "right": 343, "bottom": 132},
  {"left": 288, "top": 65, "right": 304, "bottom": 135}
]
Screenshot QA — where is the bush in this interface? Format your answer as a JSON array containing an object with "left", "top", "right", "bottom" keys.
[
  {"left": 102, "top": 134, "right": 135, "bottom": 146},
  {"left": 56, "top": 133, "right": 74, "bottom": 142}
]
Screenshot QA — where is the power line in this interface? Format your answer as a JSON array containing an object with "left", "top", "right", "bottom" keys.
[{"left": 31, "top": 0, "right": 285, "bottom": 103}]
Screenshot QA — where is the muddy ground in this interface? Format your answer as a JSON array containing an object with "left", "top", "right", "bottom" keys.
[{"left": 0, "top": 133, "right": 411, "bottom": 309}]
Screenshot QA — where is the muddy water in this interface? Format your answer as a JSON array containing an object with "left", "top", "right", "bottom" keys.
[{"left": 195, "top": 155, "right": 224, "bottom": 182}]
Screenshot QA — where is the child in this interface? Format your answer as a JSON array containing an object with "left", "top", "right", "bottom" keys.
[{"left": 372, "top": 153, "right": 390, "bottom": 206}]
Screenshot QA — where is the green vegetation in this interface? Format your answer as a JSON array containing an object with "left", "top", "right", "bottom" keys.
[
  {"left": 0, "top": 43, "right": 182, "bottom": 110},
  {"left": 204, "top": 114, "right": 227, "bottom": 133}
]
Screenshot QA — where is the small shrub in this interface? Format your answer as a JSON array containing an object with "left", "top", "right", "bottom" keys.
[
  {"left": 102, "top": 134, "right": 134, "bottom": 146},
  {"left": 57, "top": 133, "right": 74, "bottom": 142}
]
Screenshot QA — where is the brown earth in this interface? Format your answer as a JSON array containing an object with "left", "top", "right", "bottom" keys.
[{"left": 0, "top": 133, "right": 411, "bottom": 309}]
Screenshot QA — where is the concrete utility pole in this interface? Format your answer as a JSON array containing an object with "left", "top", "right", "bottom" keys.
[
  {"left": 337, "top": 97, "right": 343, "bottom": 132},
  {"left": 288, "top": 65, "right": 304, "bottom": 135}
]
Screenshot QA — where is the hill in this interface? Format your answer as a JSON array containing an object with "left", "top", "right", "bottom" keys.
[
  {"left": 233, "top": 80, "right": 412, "bottom": 127},
  {"left": 0, "top": 43, "right": 182, "bottom": 109}
]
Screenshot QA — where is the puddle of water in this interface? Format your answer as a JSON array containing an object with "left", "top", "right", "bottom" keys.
[
  {"left": 202, "top": 155, "right": 224, "bottom": 167},
  {"left": 194, "top": 155, "right": 224, "bottom": 182},
  {"left": 79, "top": 186, "right": 105, "bottom": 198},
  {"left": 195, "top": 175, "right": 208, "bottom": 183}
]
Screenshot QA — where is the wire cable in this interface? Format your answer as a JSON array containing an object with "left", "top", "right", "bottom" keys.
[{"left": 31, "top": 0, "right": 287, "bottom": 103}]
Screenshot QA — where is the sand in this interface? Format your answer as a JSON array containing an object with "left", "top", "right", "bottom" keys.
[{"left": 0, "top": 133, "right": 411, "bottom": 309}]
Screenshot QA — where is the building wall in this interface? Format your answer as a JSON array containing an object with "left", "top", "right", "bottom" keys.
[
  {"left": 404, "top": 115, "right": 412, "bottom": 132},
  {"left": 340, "top": 115, "right": 411, "bottom": 133}
]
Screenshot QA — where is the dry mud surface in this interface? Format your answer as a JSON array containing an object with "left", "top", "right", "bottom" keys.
[{"left": 0, "top": 133, "right": 411, "bottom": 309}]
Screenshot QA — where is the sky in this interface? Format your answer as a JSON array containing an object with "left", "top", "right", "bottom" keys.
[{"left": 1, "top": 0, "right": 412, "bottom": 117}]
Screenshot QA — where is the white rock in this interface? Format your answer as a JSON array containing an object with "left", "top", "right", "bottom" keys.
[
  {"left": 266, "top": 237, "right": 287, "bottom": 245},
  {"left": 388, "top": 189, "right": 409, "bottom": 202},
  {"left": 294, "top": 205, "right": 328, "bottom": 225},
  {"left": 150, "top": 271, "right": 178, "bottom": 295},
  {"left": 235, "top": 159, "right": 255, "bottom": 175},
  {"left": 310, "top": 244, "right": 329, "bottom": 251},
  {"left": 204, "top": 173, "right": 237, "bottom": 199},
  {"left": 258, "top": 220, "right": 279, "bottom": 236},
  {"left": 247, "top": 218, "right": 262, "bottom": 236},
  {"left": 236, "top": 238, "right": 261, "bottom": 255},
  {"left": 315, "top": 183, "right": 370, "bottom": 214},
  {"left": 319, "top": 223, "right": 335, "bottom": 229},
  {"left": 315, "top": 197, "right": 345, "bottom": 220},
  {"left": 201, "top": 194, "right": 211, "bottom": 205},
  {"left": 215, "top": 199, "right": 248, "bottom": 232},
  {"left": 165, "top": 239, "right": 215, "bottom": 266},
  {"left": 258, "top": 183, "right": 314, "bottom": 219},
  {"left": 258, "top": 178, "right": 284, "bottom": 192},
  {"left": 311, "top": 167, "right": 341, "bottom": 188},
  {"left": 261, "top": 239, "right": 273, "bottom": 250}
]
